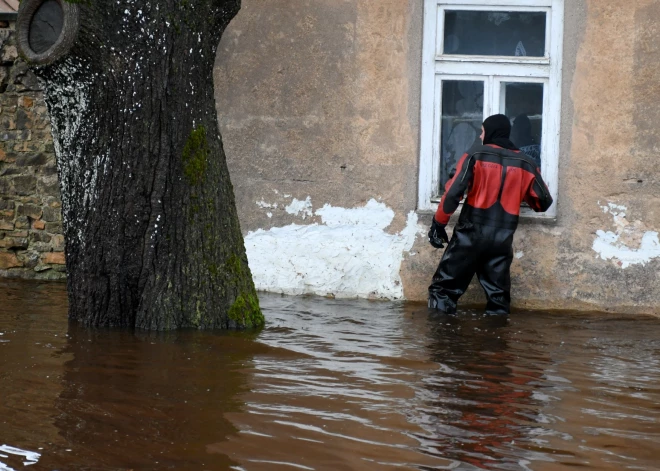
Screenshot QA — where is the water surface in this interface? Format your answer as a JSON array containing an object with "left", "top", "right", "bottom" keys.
[{"left": 1, "top": 280, "right": 659, "bottom": 470}]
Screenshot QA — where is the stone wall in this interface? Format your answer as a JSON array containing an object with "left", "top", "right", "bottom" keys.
[{"left": 0, "top": 22, "right": 64, "bottom": 280}]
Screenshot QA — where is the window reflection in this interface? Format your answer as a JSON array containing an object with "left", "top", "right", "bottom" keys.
[
  {"left": 504, "top": 82, "right": 544, "bottom": 167},
  {"left": 440, "top": 80, "right": 483, "bottom": 190},
  {"left": 444, "top": 10, "right": 547, "bottom": 57}
]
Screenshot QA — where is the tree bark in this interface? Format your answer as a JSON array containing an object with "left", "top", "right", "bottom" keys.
[{"left": 16, "top": 0, "right": 263, "bottom": 330}]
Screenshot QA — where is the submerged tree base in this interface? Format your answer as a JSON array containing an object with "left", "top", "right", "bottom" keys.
[{"left": 16, "top": 0, "right": 262, "bottom": 329}]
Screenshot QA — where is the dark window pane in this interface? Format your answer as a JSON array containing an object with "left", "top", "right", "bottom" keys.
[
  {"left": 444, "top": 10, "right": 546, "bottom": 57},
  {"left": 505, "top": 82, "right": 544, "bottom": 168},
  {"left": 439, "top": 80, "right": 483, "bottom": 191}
]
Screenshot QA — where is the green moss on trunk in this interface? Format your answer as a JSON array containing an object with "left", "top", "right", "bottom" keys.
[
  {"left": 228, "top": 292, "right": 264, "bottom": 328},
  {"left": 182, "top": 126, "right": 209, "bottom": 186},
  {"left": 225, "top": 253, "right": 242, "bottom": 276}
]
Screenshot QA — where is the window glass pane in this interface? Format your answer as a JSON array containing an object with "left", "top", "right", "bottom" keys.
[
  {"left": 504, "top": 82, "right": 544, "bottom": 167},
  {"left": 443, "top": 11, "right": 546, "bottom": 57},
  {"left": 440, "top": 80, "right": 483, "bottom": 190}
]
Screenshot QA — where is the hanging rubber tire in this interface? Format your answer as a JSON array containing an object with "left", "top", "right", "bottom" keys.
[{"left": 16, "top": 0, "right": 80, "bottom": 66}]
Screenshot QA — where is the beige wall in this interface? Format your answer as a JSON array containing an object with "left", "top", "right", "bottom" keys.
[
  {"left": 215, "top": 0, "right": 421, "bottom": 230},
  {"left": 215, "top": 0, "right": 660, "bottom": 315}
]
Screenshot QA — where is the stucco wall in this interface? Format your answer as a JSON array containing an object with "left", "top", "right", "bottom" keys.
[
  {"left": 216, "top": 0, "right": 422, "bottom": 228},
  {"left": 216, "top": 0, "right": 659, "bottom": 314},
  {"left": 215, "top": 0, "right": 425, "bottom": 300},
  {"left": 553, "top": 0, "right": 660, "bottom": 313}
]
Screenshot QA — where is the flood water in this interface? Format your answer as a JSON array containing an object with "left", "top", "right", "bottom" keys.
[{"left": 1, "top": 280, "right": 659, "bottom": 470}]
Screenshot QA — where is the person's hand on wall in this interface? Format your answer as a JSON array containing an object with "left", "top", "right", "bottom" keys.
[{"left": 428, "top": 218, "right": 449, "bottom": 249}]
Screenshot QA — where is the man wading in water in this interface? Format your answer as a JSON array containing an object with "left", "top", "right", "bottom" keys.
[{"left": 427, "top": 114, "right": 553, "bottom": 315}]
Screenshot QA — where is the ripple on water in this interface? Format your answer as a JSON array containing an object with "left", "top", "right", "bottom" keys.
[
  {"left": 219, "top": 296, "right": 660, "bottom": 470},
  {"left": 1, "top": 281, "right": 659, "bottom": 470}
]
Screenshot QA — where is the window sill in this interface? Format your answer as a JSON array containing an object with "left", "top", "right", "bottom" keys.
[
  {"left": 435, "top": 55, "right": 551, "bottom": 66},
  {"left": 417, "top": 201, "right": 557, "bottom": 225}
]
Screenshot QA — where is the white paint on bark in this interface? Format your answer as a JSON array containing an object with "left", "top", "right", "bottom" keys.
[
  {"left": 592, "top": 202, "right": 660, "bottom": 268},
  {"left": 44, "top": 58, "right": 94, "bottom": 250},
  {"left": 245, "top": 198, "right": 424, "bottom": 300}
]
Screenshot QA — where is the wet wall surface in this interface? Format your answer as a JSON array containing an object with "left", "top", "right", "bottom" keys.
[{"left": 1, "top": 279, "right": 659, "bottom": 470}]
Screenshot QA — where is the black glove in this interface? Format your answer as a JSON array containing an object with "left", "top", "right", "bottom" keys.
[{"left": 428, "top": 218, "right": 449, "bottom": 249}]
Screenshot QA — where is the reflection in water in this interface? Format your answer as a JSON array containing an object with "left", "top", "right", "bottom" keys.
[
  {"left": 215, "top": 297, "right": 451, "bottom": 470},
  {"left": 1, "top": 280, "right": 660, "bottom": 470},
  {"left": 0, "top": 280, "right": 70, "bottom": 471},
  {"left": 49, "top": 326, "right": 259, "bottom": 471},
  {"left": 420, "top": 315, "right": 547, "bottom": 469}
]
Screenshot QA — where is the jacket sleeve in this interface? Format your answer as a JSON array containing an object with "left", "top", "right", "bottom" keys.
[
  {"left": 524, "top": 167, "right": 553, "bottom": 212},
  {"left": 434, "top": 152, "right": 473, "bottom": 224}
]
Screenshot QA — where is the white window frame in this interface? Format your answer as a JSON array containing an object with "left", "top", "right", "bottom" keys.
[{"left": 418, "top": 0, "right": 564, "bottom": 218}]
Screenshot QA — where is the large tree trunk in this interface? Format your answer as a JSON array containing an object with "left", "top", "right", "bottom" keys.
[{"left": 16, "top": 0, "right": 263, "bottom": 330}]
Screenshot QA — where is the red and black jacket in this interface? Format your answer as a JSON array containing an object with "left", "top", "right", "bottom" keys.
[{"left": 434, "top": 144, "right": 553, "bottom": 230}]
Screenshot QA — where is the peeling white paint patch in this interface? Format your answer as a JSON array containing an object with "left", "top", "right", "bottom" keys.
[
  {"left": 592, "top": 202, "right": 660, "bottom": 268},
  {"left": 244, "top": 199, "right": 424, "bottom": 300},
  {"left": 285, "top": 197, "right": 313, "bottom": 219},
  {"left": 593, "top": 231, "right": 660, "bottom": 269},
  {"left": 315, "top": 199, "right": 393, "bottom": 229},
  {"left": 599, "top": 201, "right": 627, "bottom": 216},
  {"left": 256, "top": 200, "right": 277, "bottom": 209}
]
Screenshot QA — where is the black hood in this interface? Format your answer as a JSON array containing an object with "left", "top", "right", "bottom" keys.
[{"left": 482, "top": 114, "right": 518, "bottom": 150}]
